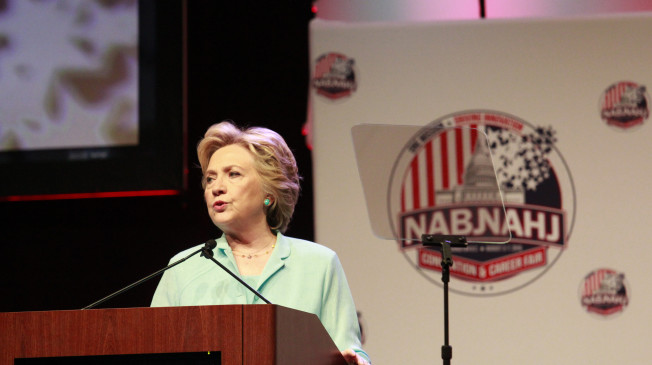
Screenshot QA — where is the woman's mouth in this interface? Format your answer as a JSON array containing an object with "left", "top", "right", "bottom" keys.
[{"left": 213, "top": 201, "right": 227, "bottom": 212}]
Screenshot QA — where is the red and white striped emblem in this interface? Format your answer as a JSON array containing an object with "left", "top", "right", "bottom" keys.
[
  {"left": 389, "top": 111, "right": 575, "bottom": 295},
  {"left": 582, "top": 269, "right": 609, "bottom": 297},
  {"left": 313, "top": 53, "right": 344, "bottom": 78},
  {"left": 579, "top": 268, "right": 630, "bottom": 317},
  {"left": 600, "top": 81, "right": 649, "bottom": 129},
  {"left": 400, "top": 126, "right": 480, "bottom": 211},
  {"left": 602, "top": 82, "right": 635, "bottom": 110}
]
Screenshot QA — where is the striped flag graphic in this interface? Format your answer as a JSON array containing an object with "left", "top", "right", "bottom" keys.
[
  {"left": 401, "top": 126, "right": 479, "bottom": 212},
  {"left": 314, "top": 53, "right": 345, "bottom": 78},
  {"left": 582, "top": 269, "right": 609, "bottom": 296},
  {"left": 602, "top": 82, "right": 637, "bottom": 110}
]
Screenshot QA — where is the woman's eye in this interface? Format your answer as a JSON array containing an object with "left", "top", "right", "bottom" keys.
[
  {"left": 229, "top": 171, "right": 241, "bottom": 177},
  {"left": 205, "top": 176, "right": 215, "bottom": 184}
]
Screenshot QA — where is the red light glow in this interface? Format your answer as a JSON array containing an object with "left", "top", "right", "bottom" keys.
[{"left": 0, "top": 190, "right": 181, "bottom": 202}]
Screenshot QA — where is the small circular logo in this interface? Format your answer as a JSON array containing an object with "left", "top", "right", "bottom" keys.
[
  {"left": 312, "top": 52, "right": 357, "bottom": 101},
  {"left": 579, "top": 268, "right": 630, "bottom": 317},
  {"left": 600, "top": 81, "right": 649, "bottom": 130}
]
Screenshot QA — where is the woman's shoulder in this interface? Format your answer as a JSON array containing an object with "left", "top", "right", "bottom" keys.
[{"left": 280, "top": 234, "right": 337, "bottom": 259}]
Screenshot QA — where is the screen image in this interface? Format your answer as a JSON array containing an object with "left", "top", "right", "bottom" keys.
[
  {"left": 0, "top": 0, "right": 184, "bottom": 199},
  {"left": 1, "top": 0, "right": 139, "bottom": 151}
]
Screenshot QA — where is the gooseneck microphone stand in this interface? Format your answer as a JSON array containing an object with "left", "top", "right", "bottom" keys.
[
  {"left": 421, "top": 234, "right": 468, "bottom": 365},
  {"left": 200, "top": 243, "right": 272, "bottom": 304},
  {"left": 82, "top": 240, "right": 218, "bottom": 310},
  {"left": 83, "top": 239, "right": 271, "bottom": 310}
]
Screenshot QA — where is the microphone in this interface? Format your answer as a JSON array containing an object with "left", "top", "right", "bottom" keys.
[
  {"left": 200, "top": 244, "right": 272, "bottom": 304},
  {"left": 82, "top": 240, "right": 217, "bottom": 310}
]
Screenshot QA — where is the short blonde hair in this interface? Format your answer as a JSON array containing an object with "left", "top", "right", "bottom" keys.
[{"left": 197, "top": 121, "right": 301, "bottom": 233}]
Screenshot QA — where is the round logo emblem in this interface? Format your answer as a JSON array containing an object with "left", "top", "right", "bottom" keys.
[
  {"left": 579, "top": 268, "right": 630, "bottom": 317},
  {"left": 600, "top": 81, "right": 649, "bottom": 129},
  {"left": 312, "top": 52, "right": 357, "bottom": 101},
  {"left": 390, "top": 110, "right": 576, "bottom": 296}
]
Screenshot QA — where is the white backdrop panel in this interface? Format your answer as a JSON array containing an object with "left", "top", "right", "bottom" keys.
[{"left": 310, "top": 14, "right": 652, "bottom": 365}]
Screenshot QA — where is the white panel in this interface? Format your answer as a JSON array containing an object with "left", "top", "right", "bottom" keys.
[{"left": 310, "top": 14, "right": 652, "bottom": 365}]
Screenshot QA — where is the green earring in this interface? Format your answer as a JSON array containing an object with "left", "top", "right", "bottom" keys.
[{"left": 264, "top": 198, "right": 271, "bottom": 206}]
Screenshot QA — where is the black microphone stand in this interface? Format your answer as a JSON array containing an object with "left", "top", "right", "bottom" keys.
[
  {"left": 200, "top": 244, "right": 272, "bottom": 304},
  {"left": 421, "top": 234, "right": 468, "bottom": 365},
  {"left": 83, "top": 239, "right": 272, "bottom": 310},
  {"left": 82, "top": 240, "right": 217, "bottom": 310}
]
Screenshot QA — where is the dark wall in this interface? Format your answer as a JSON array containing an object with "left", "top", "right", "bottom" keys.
[{"left": 0, "top": 1, "right": 314, "bottom": 312}]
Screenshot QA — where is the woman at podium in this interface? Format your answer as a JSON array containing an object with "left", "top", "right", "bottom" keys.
[{"left": 151, "top": 121, "right": 370, "bottom": 364}]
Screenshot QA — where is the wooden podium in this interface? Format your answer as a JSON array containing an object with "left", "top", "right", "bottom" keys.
[{"left": 0, "top": 305, "right": 347, "bottom": 365}]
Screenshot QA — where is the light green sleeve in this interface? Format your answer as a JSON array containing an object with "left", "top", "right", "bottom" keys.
[{"left": 320, "top": 253, "right": 371, "bottom": 363}]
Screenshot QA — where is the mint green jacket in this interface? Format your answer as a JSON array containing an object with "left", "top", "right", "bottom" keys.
[{"left": 151, "top": 232, "right": 369, "bottom": 362}]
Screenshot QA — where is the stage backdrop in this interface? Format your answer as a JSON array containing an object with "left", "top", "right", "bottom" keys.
[{"left": 309, "top": 14, "right": 652, "bottom": 365}]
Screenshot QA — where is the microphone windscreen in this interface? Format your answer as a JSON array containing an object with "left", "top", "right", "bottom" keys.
[
  {"left": 200, "top": 239, "right": 217, "bottom": 259},
  {"left": 206, "top": 239, "right": 217, "bottom": 249}
]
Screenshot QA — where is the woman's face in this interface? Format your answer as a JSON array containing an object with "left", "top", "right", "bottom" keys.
[{"left": 203, "top": 144, "right": 268, "bottom": 234}]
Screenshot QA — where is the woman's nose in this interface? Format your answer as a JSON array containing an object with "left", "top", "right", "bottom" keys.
[{"left": 211, "top": 179, "right": 225, "bottom": 195}]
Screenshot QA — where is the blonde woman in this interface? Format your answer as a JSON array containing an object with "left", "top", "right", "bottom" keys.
[{"left": 152, "top": 121, "right": 370, "bottom": 364}]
